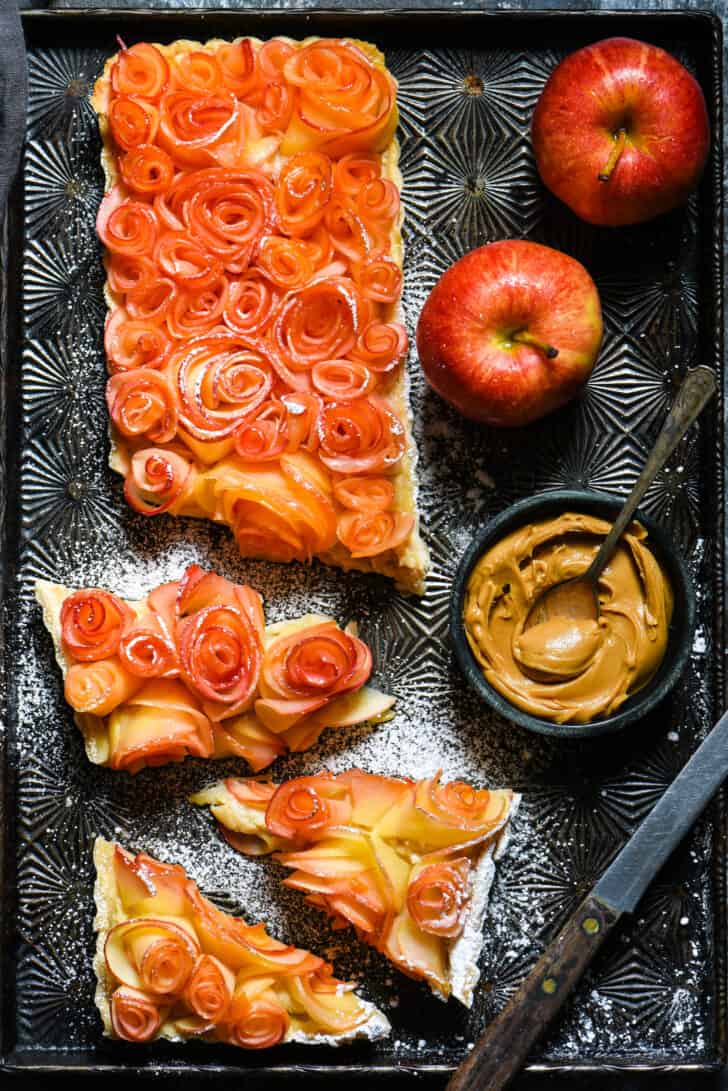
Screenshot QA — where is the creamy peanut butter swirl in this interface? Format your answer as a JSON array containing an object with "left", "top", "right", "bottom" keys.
[{"left": 463, "top": 513, "right": 673, "bottom": 724}]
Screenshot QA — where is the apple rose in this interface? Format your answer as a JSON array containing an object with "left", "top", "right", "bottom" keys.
[
  {"left": 333, "top": 153, "right": 381, "bottom": 197},
  {"left": 125, "top": 277, "right": 176, "bottom": 324},
  {"left": 64, "top": 657, "right": 142, "bottom": 716},
  {"left": 158, "top": 168, "right": 275, "bottom": 273},
  {"left": 109, "top": 96, "right": 159, "bottom": 151},
  {"left": 312, "top": 360, "right": 374, "bottom": 400},
  {"left": 110, "top": 985, "right": 163, "bottom": 1042},
  {"left": 281, "top": 39, "right": 397, "bottom": 158},
  {"left": 170, "top": 50, "right": 223, "bottom": 95},
  {"left": 271, "top": 278, "right": 361, "bottom": 373},
  {"left": 167, "top": 274, "right": 230, "bottom": 339},
  {"left": 97, "top": 187, "right": 158, "bottom": 257},
  {"left": 351, "top": 255, "right": 402, "bottom": 303},
  {"left": 337, "top": 510, "right": 414, "bottom": 558},
  {"left": 105, "top": 308, "right": 171, "bottom": 373},
  {"left": 223, "top": 270, "right": 280, "bottom": 337},
  {"left": 107, "top": 253, "right": 157, "bottom": 295},
  {"left": 233, "top": 399, "right": 288, "bottom": 461},
  {"left": 120, "top": 144, "right": 175, "bottom": 195},
  {"left": 217, "top": 38, "right": 261, "bottom": 100},
  {"left": 176, "top": 563, "right": 265, "bottom": 636},
  {"left": 155, "top": 231, "right": 221, "bottom": 291},
  {"left": 351, "top": 320, "right": 408, "bottom": 373},
  {"left": 275, "top": 152, "right": 333, "bottom": 237},
  {"left": 215, "top": 452, "right": 336, "bottom": 563},
  {"left": 323, "top": 196, "right": 370, "bottom": 263},
  {"left": 169, "top": 331, "right": 276, "bottom": 442},
  {"left": 177, "top": 589, "right": 262, "bottom": 720},
  {"left": 422, "top": 773, "right": 506, "bottom": 831},
  {"left": 111, "top": 42, "right": 169, "bottom": 98},
  {"left": 317, "top": 395, "right": 406, "bottom": 475},
  {"left": 265, "top": 774, "right": 352, "bottom": 841},
  {"left": 255, "top": 620, "right": 372, "bottom": 733},
  {"left": 105, "top": 916, "right": 199, "bottom": 995},
  {"left": 222, "top": 992, "right": 289, "bottom": 1050},
  {"left": 61, "top": 588, "right": 134, "bottom": 662},
  {"left": 377, "top": 772, "right": 512, "bottom": 851},
  {"left": 256, "top": 235, "right": 316, "bottom": 291},
  {"left": 119, "top": 618, "right": 178, "bottom": 679},
  {"left": 257, "top": 78, "right": 294, "bottom": 133},
  {"left": 157, "top": 90, "right": 240, "bottom": 169},
  {"left": 184, "top": 954, "right": 235, "bottom": 1023},
  {"left": 124, "top": 448, "right": 196, "bottom": 516},
  {"left": 106, "top": 369, "right": 178, "bottom": 445},
  {"left": 406, "top": 858, "right": 470, "bottom": 938}
]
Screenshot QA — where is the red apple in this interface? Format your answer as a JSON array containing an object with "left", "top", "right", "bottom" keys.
[
  {"left": 532, "top": 37, "right": 710, "bottom": 226},
  {"left": 415, "top": 240, "right": 602, "bottom": 427}
]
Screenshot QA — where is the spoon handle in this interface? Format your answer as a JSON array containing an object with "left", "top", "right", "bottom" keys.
[{"left": 587, "top": 365, "right": 716, "bottom": 582}]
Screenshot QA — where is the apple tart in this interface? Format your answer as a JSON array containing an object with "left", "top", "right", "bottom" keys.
[
  {"left": 90, "top": 36, "right": 429, "bottom": 594},
  {"left": 35, "top": 565, "right": 393, "bottom": 773},
  {"left": 93, "top": 838, "right": 389, "bottom": 1046},
  {"left": 192, "top": 770, "right": 519, "bottom": 1004}
]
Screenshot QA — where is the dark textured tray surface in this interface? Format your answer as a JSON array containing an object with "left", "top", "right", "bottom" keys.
[{"left": 2, "top": 6, "right": 725, "bottom": 1076}]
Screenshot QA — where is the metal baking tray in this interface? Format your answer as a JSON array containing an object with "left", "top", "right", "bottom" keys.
[{"left": 1, "top": 6, "right": 724, "bottom": 1082}]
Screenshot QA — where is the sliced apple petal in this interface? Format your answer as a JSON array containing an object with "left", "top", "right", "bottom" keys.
[
  {"left": 338, "top": 769, "right": 411, "bottom": 829},
  {"left": 212, "top": 713, "right": 284, "bottom": 770},
  {"left": 382, "top": 908, "right": 448, "bottom": 994},
  {"left": 255, "top": 695, "right": 328, "bottom": 734},
  {"left": 302, "top": 686, "right": 395, "bottom": 730}
]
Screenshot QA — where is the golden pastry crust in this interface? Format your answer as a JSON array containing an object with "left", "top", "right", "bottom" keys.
[{"left": 91, "top": 36, "right": 429, "bottom": 594}]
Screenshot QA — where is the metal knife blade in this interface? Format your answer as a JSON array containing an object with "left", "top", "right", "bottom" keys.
[{"left": 593, "top": 707, "right": 728, "bottom": 915}]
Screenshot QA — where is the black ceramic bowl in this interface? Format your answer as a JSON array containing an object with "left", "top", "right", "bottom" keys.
[{"left": 450, "top": 489, "right": 696, "bottom": 739}]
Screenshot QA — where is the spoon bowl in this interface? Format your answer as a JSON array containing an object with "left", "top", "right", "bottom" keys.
[{"left": 450, "top": 489, "right": 695, "bottom": 739}]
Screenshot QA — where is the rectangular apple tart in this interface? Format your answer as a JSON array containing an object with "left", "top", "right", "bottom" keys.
[
  {"left": 36, "top": 565, "right": 393, "bottom": 773},
  {"left": 193, "top": 770, "right": 520, "bottom": 1005},
  {"left": 90, "top": 36, "right": 429, "bottom": 593},
  {"left": 94, "top": 838, "right": 390, "bottom": 1046}
]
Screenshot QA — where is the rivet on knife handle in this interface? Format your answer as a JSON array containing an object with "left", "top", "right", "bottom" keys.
[{"left": 446, "top": 894, "right": 621, "bottom": 1091}]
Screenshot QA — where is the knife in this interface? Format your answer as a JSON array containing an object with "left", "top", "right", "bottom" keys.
[{"left": 447, "top": 707, "right": 728, "bottom": 1091}]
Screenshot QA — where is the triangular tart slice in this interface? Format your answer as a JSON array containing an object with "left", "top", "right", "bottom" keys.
[
  {"left": 36, "top": 565, "right": 393, "bottom": 773},
  {"left": 94, "top": 837, "right": 389, "bottom": 1047},
  {"left": 192, "top": 769, "right": 520, "bottom": 1005}
]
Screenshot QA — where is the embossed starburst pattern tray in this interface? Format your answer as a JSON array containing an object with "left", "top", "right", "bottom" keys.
[{"left": 1, "top": 6, "right": 725, "bottom": 1081}]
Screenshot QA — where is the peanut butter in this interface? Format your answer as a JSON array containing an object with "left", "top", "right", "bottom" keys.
[{"left": 463, "top": 513, "right": 673, "bottom": 724}]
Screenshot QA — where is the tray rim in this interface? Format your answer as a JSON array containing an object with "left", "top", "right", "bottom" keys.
[{"left": 2, "top": 3, "right": 726, "bottom": 1080}]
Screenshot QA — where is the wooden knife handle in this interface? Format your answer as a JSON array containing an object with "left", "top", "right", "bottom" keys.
[{"left": 446, "top": 894, "right": 621, "bottom": 1091}]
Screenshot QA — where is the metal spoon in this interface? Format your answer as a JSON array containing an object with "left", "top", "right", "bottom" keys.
[{"left": 524, "top": 365, "right": 716, "bottom": 632}]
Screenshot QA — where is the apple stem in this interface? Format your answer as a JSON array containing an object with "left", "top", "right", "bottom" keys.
[
  {"left": 512, "top": 331, "right": 559, "bottom": 359},
  {"left": 598, "top": 128, "right": 627, "bottom": 183}
]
